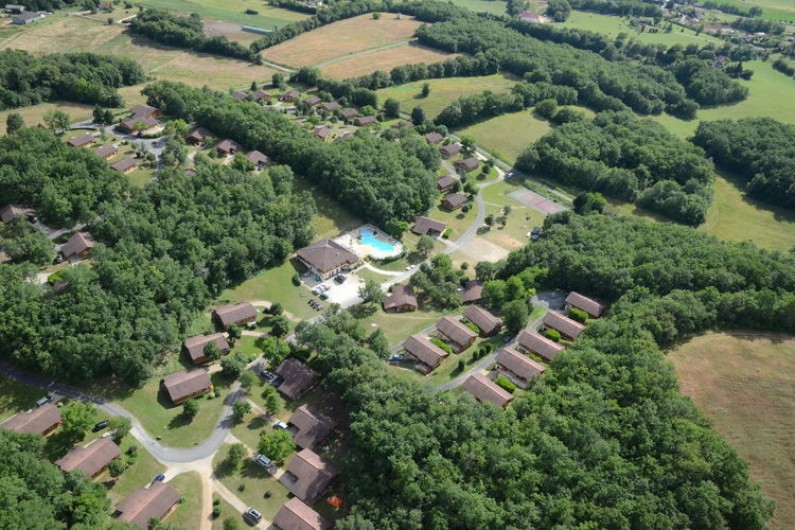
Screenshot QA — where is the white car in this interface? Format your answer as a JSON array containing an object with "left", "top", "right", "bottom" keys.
[{"left": 274, "top": 420, "right": 289, "bottom": 430}]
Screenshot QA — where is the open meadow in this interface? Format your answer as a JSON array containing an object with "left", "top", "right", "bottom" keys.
[
  {"left": 670, "top": 333, "right": 795, "bottom": 529},
  {"left": 454, "top": 110, "right": 554, "bottom": 162},
  {"left": 320, "top": 42, "right": 456, "bottom": 80},
  {"left": 137, "top": 0, "right": 309, "bottom": 28},
  {"left": 562, "top": 11, "right": 722, "bottom": 46}
]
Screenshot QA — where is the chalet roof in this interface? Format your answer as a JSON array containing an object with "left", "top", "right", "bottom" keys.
[
  {"left": 461, "top": 280, "right": 484, "bottom": 303},
  {"left": 252, "top": 89, "right": 271, "bottom": 101},
  {"left": 454, "top": 156, "right": 480, "bottom": 172},
  {"left": 289, "top": 404, "right": 336, "bottom": 450},
  {"left": 544, "top": 311, "right": 585, "bottom": 339},
  {"left": 436, "top": 316, "right": 477, "bottom": 348},
  {"left": 411, "top": 216, "right": 446, "bottom": 236},
  {"left": 296, "top": 239, "right": 358, "bottom": 274},
  {"left": 68, "top": 133, "right": 94, "bottom": 147},
  {"left": 517, "top": 330, "right": 564, "bottom": 361},
  {"left": 464, "top": 305, "right": 501, "bottom": 335},
  {"left": 273, "top": 497, "right": 331, "bottom": 530},
  {"left": 354, "top": 115, "right": 377, "bottom": 126},
  {"left": 116, "top": 482, "right": 180, "bottom": 528},
  {"left": 275, "top": 358, "right": 320, "bottom": 401},
  {"left": 462, "top": 374, "right": 513, "bottom": 407},
  {"left": 565, "top": 291, "right": 606, "bottom": 317},
  {"left": 95, "top": 144, "right": 118, "bottom": 158},
  {"left": 186, "top": 127, "right": 213, "bottom": 141},
  {"left": 282, "top": 90, "right": 300, "bottom": 100},
  {"left": 1, "top": 403, "right": 61, "bottom": 435},
  {"left": 213, "top": 303, "right": 257, "bottom": 328},
  {"left": 161, "top": 370, "right": 212, "bottom": 403},
  {"left": 129, "top": 104, "right": 159, "bottom": 119},
  {"left": 383, "top": 285, "right": 418, "bottom": 311},
  {"left": 304, "top": 96, "right": 321, "bottom": 106},
  {"left": 182, "top": 333, "right": 229, "bottom": 364},
  {"left": 246, "top": 150, "right": 271, "bottom": 166},
  {"left": 403, "top": 334, "right": 447, "bottom": 369},
  {"left": 313, "top": 126, "right": 330, "bottom": 139},
  {"left": 424, "top": 132, "right": 444, "bottom": 144},
  {"left": 0, "top": 204, "right": 29, "bottom": 224},
  {"left": 436, "top": 175, "right": 456, "bottom": 190},
  {"left": 216, "top": 139, "right": 243, "bottom": 154},
  {"left": 110, "top": 157, "right": 137, "bottom": 172},
  {"left": 56, "top": 437, "right": 120, "bottom": 477},
  {"left": 320, "top": 101, "right": 341, "bottom": 112},
  {"left": 284, "top": 449, "right": 339, "bottom": 504},
  {"left": 442, "top": 192, "right": 468, "bottom": 210},
  {"left": 61, "top": 232, "right": 95, "bottom": 258},
  {"left": 231, "top": 90, "right": 248, "bottom": 100},
  {"left": 339, "top": 108, "right": 358, "bottom": 119},
  {"left": 496, "top": 347, "right": 545, "bottom": 382},
  {"left": 120, "top": 116, "right": 159, "bottom": 130},
  {"left": 440, "top": 143, "right": 462, "bottom": 157}
]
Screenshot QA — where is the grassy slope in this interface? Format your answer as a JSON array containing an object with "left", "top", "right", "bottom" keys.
[
  {"left": 455, "top": 110, "right": 553, "bottom": 162},
  {"left": 562, "top": 11, "right": 722, "bottom": 45},
  {"left": 136, "top": 0, "right": 308, "bottom": 28},
  {"left": 670, "top": 333, "right": 795, "bottom": 529},
  {"left": 166, "top": 471, "right": 205, "bottom": 529}
]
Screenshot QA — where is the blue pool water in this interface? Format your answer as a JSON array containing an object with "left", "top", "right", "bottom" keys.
[{"left": 360, "top": 230, "right": 396, "bottom": 253}]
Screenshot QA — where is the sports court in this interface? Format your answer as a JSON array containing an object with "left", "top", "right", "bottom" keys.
[{"left": 508, "top": 189, "right": 567, "bottom": 215}]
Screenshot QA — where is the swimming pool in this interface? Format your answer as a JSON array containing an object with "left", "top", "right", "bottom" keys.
[{"left": 360, "top": 230, "right": 397, "bottom": 253}]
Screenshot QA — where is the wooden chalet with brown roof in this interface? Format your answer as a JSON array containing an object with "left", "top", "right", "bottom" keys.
[
  {"left": 0, "top": 204, "right": 31, "bottom": 224},
  {"left": 436, "top": 175, "right": 456, "bottom": 192},
  {"left": 383, "top": 284, "right": 418, "bottom": 313},
  {"left": 282, "top": 449, "right": 339, "bottom": 504},
  {"left": 296, "top": 238, "right": 359, "bottom": 280},
  {"left": 129, "top": 104, "right": 161, "bottom": 120},
  {"left": 56, "top": 437, "right": 120, "bottom": 478},
  {"left": 517, "top": 330, "right": 564, "bottom": 361},
  {"left": 313, "top": 126, "right": 331, "bottom": 140},
  {"left": 231, "top": 90, "right": 248, "bottom": 101},
  {"left": 289, "top": 404, "right": 336, "bottom": 450},
  {"left": 441, "top": 192, "right": 468, "bottom": 211},
  {"left": 61, "top": 232, "right": 95, "bottom": 260},
  {"left": 354, "top": 115, "right": 377, "bottom": 127},
  {"left": 462, "top": 374, "right": 513, "bottom": 408},
  {"left": 464, "top": 305, "right": 501, "bottom": 336},
  {"left": 68, "top": 133, "right": 95, "bottom": 148},
  {"left": 275, "top": 358, "right": 320, "bottom": 400},
  {"left": 95, "top": 144, "right": 118, "bottom": 159},
  {"left": 247, "top": 150, "right": 271, "bottom": 170},
  {"left": 411, "top": 216, "right": 446, "bottom": 237},
  {"left": 115, "top": 481, "right": 180, "bottom": 529},
  {"left": 186, "top": 127, "right": 212, "bottom": 145},
  {"left": 424, "top": 132, "right": 444, "bottom": 144},
  {"left": 1, "top": 403, "right": 62, "bottom": 436},
  {"left": 252, "top": 89, "right": 271, "bottom": 102},
  {"left": 461, "top": 280, "right": 484, "bottom": 304},
  {"left": 403, "top": 334, "right": 448, "bottom": 372},
  {"left": 440, "top": 143, "right": 462, "bottom": 159},
  {"left": 281, "top": 90, "right": 300, "bottom": 102},
  {"left": 216, "top": 139, "right": 243, "bottom": 157},
  {"left": 565, "top": 291, "right": 606, "bottom": 318},
  {"left": 339, "top": 108, "right": 358, "bottom": 120},
  {"left": 303, "top": 95, "right": 321, "bottom": 106},
  {"left": 319, "top": 101, "right": 340, "bottom": 112},
  {"left": 111, "top": 157, "right": 137, "bottom": 173},
  {"left": 119, "top": 116, "right": 159, "bottom": 134},
  {"left": 274, "top": 497, "right": 331, "bottom": 530},
  {"left": 436, "top": 316, "right": 477, "bottom": 352},
  {"left": 161, "top": 370, "right": 212, "bottom": 404},
  {"left": 543, "top": 311, "right": 585, "bottom": 340},
  {"left": 495, "top": 347, "right": 545, "bottom": 389},
  {"left": 182, "top": 333, "right": 229, "bottom": 364},
  {"left": 454, "top": 156, "right": 480, "bottom": 173},
  {"left": 212, "top": 302, "right": 257, "bottom": 329}
]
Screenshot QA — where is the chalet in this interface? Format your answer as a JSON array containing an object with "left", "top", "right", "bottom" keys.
[
  {"left": 439, "top": 143, "right": 462, "bottom": 159},
  {"left": 424, "top": 132, "right": 444, "bottom": 144},
  {"left": 461, "top": 280, "right": 483, "bottom": 304},
  {"left": 320, "top": 101, "right": 341, "bottom": 112},
  {"left": 296, "top": 238, "right": 359, "bottom": 280},
  {"left": 441, "top": 192, "right": 468, "bottom": 211},
  {"left": 411, "top": 216, "right": 446, "bottom": 237},
  {"left": 289, "top": 404, "right": 336, "bottom": 450},
  {"left": 216, "top": 139, "right": 243, "bottom": 157},
  {"left": 281, "top": 90, "right": 300, "bottom": 102},
  {"left": 383, "top": 284, "right": 418, "bottom": 313},
  {"left": 464, "top": 305, "right": 501, "bottom": 336},
  {"left": 212, "top": 303, "right": 257, "bottom": 329},
  {"left": 184, "top": 167, "right": 196, "bottom": 177},
  {"left": 186, "top": 127, "right": 213, "bottom": 145},
  {"left": 182, "top": 333, "right": 230, "bottom": 364},
  {"left": 462, "top": 374, "right": 513, "bottom": 408},
  {"left": 61, "top": 232, "right": 95, "bottom": 260},
  {"left": 517, "top": 330, "right": 564, "bottom": 361},
  {"left": 56, "top": 437, "right": 120, "bottom": 478},
  {"left": 161, "top": 370, "right": 212, "bottom": 404},
  {"left": 12, "top": 12, "right": 43, "bottom": 24},
  {"left": 454, "top": 157, "right": 480, "bottom": 174},
  {"left": 282, "top": 449, "right": 339, "bottom": 504},
  {"left": 565, "top": 291, "right": 606, "bottom": 318},
  {"left": 313, "top": 126, "right": 331, "bottom": 140},
  {"left": 231, "top": 90, "right": 248, "bottom": 101},
  {"left": 336, "top": 130, "right": 354, "bottom": 142},
  {"left": 95, "top": 144, "right": 118, "bottom": 159},
  {"left": 129, "top": 104, "right": 161, "bottom": 120},
  {"left": 0, "top": 204, "right": 30, "bottom": 224},
  {"left": 110, "top": 157, "right": 137, "bottom": 173},
  {"left": 274, "top": 497, "right": 331, "bottom": 530},
  {"left": 68, "top": 134, "right": 95, "bottom": 148},
  {"left": 339, "top": 108, "right": 358, "bottom": 120},
  {"left": 119, "top": 116, "right": 159, "bottom": 134},
  {"left": 436, "top": 175, "right": 456, "bottom": 192},
  {"left": 252, "top": 89, "right": 271, "bottom": 102},
  {"left": 543, "top": 311, "right": 585, "bottom": 340},
  {"left": 436, "top": 316, "right": 477, "bottom": 352},
  {"left": 115, "top": 482, "right": 180, "bottom": 529},
  {"left": 403, "top": 334, "right": 448, "bottom": 372},
  {"left": 303, "top": 95, "right": 321, "bottom": 106},
  {"left": 354, "top": 115, "right": 377, "bottom": 127},
  {"left": 520, "top": 10, "right": 543, "bottom": 22},
  {"left": 274, "top": 358, "right": 320, "bottom": 400},
  {"left": 1, "top": 403, "right": 62, "bottom": 436},
  {"left": 495, "top": 347, "right": 545, "bottom": 389},
  {"left": 246, "top": 150, "right": 271, "bottom": 170},
  {"left": 5, "top": 4, "right": 26, "bottom": 14}
]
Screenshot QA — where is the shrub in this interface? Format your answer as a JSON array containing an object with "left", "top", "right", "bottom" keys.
[
  {"left": 291, "top": 273, "right": 300, "bottom": 286},
  {"left": 245, "top": 8, "right": 259, "bottom": 14},
  {"left": 569, "top": 307, "right": 588, "bottom": 323},
  {"left": 543, "top": 328, "right": 561, "bottom": 342},
  {"left": 442, "top": 228, "right": 452, "bottom": 239},
  {"left": 212, "top": 505, "right": 222, "bottom": 518},
  {"left": 495, "top": 375, "right": 517, "bottom": 394},
  {"left": 430, "top": 338, "right": 453, "bottom": 354}
]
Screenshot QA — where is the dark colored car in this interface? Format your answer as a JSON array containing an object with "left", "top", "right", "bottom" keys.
[
  {"left": 36, "top": 395, "right": 53, "bottom": 407},
  {"left": 152, "top": 474, "right": 166, "bottom": 484},
  {"left": 93, "top": 420, "right": 110, "bottom": 432}
]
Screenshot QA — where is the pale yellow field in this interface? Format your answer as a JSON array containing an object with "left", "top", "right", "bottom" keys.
[{"left": 321, "top": 43, "right": 456, "bottom": 80}]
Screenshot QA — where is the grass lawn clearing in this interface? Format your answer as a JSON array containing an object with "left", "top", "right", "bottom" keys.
[
  {"left": 670, "top": 332, "right": 795, "bottom": 529},
  {"left": 165, "top": 471, "right": 204, "bottom": 529},
  {"left": 0, "top": 376, "right": 47, "bottom": 423},
  {"left": 454, "top": 110, "right": 553, "bottom": 163},
  {"left": 211, "top": 497, "right": 241, "bottom": 529},
  {"left": 562, "top": 11, "right": 721, "bottom": 46},
  {"left": 292, "top": 173, "right": 362, "bottom": 239},
  {"left": 321, "top": 42, "right": 456, "bottom": 80},
  {"left": 0, "top": 102, "right": 94, "bottom": 136},
  {"left": 359, "top": 306, "right": 452, "bottom": 346},
  {"left": 137, "top": 0, "right": 309, "bottom": 28},
  {"left": 106, "top": 438, "right": 166, "bottom": 505},
  {"left": 447, "top": 0, "right": 510, "bottom": 15}
]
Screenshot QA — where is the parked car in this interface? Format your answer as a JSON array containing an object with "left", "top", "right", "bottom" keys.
[
  {"left": 388, "top": 354, "right": 405, "bottom": 362},
  {"left": 244, "top": 508, "right": 263, "bottom": 524},
  {"left": 254, "top": 454, "right": 272, "bottom": 468},
  {"left": 152, "top": 474, "right": 166, "bottom": 484},
  {"left": 334, "top": 274, "right": 346, "bottom": 284},
  {"left": 312, "top": 287, "right": 321, "bottom": 295},
  {"left": 274, "top": 420, "right": 289, "bottom": 430},
  {"left": 259, "top": 370, "right": 277, "bottom": 382},
  {"left": 319, "top": 293, "right": 329, "bottom": 301},
  {"left": 530, "top": 227, "right": 543, "bottom": 241},
  {"left": 35, "top": 395, "right": 53, "bottom": 407},
  {"left": 93, "top": 420, "right": 110, "bottom": 432}
]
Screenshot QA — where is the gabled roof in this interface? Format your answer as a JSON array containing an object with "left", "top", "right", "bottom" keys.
[
  {"left": 339, "top": 108, "right": 358, "bottom": 119},
  {"left": 56, "top": 437, "right": 120, "bottom": 477},
  {"left": 411, "top": 216, "right": 446, "bottom": 236},
  {"left": 186, "top": 127, "right": 213, "bottom": 142},
  {"left": 304, "top": 96, "right": 321, "bottom": 106},
  {"left": 252, "top": 89, "right": 271, "bottom": 101},
  {"left": 454, "top": 156, "right": 480, "bottom": 171},
  {"left": 213, "top": 303, "right": 257, "bottom": 328},
  {"left": 496, "top": 347, "right": 545, "bottom": 382},
  {"left": 284, "top": 449, "right": 339, "bottom": 504},
  {"left": 110, "top": 157, "right": 137, "bottom": 172},
  {"left": 565, "top": 291, "right": 606, "bottom": 317},
  {"left": 461, "top": 280, "right": 483, "bottom": 303},
  {"left": 246, "top": 150, "right": 270, "bottom": 166},
  {"left": 436, "top": 316, "right": 477, "bottom": 348},
  {"left": 403, "top": 334, "right": 447, "bottom": 369},
  {"left": 313, "top": 126, "right": 330, "bottom": 139},
  {"left": 289, "top": 404, "right": 336, "bottom": 450},
  {"left": 275, "top": 358, "right": 320, "bottom": 401},
  {"left": 440, "top": 143, "right": 462, "bottom": 157},
  {"left": 68, "top": 133, "right": 94, "bottom": 147},
  {"left": 442, "top": 192, "right": 468, "bottom": 210},
  {"left": 462, "top": 374, "right": 513, "bottom": 407},
  {"left": 517, "top": 330, "right": 564, "bottom": 361},
  {"left": 61, "top": 232, "right": 95, "bottom": 258},
  {"left": 231, "top": 90, "right": 248, "bottom": 100},
  {"left": 129, "top": 104, "right": 159, "bottom": 119},
  {"left": 436, "top": 175, "right": 456, "bottom": 190},
  {"left": 273, "top": 497, "right": 331, "bottom": 530},
  {"left": 183, "top": 333, "right": 229, "bottom": 364},
  {"left": 296, "top": 239, "right": 358, "bottom": 274},
  {"left": 161, "top": 370, "right": 212, "bottom": 403},
  {"left": 115, "top": 481, "right": 180, "bottom": 528},
  {"left": 0, "top": 204, "right": 28, "bottom": 224},
  {"left": 282, "top": 90, "right": 300, "bottom": 100},
  {"left": 320, "top": 101, "right": 341, "bottom": 112},
  {"left": 354, "top": 115, "right": 377, "bottom": 126},
  {"left": 216, "top": 139, "right": 243, "bottom": 154},
  {"left": 464, "top": 305, "right": 501, "bottom": 335},
  {"left": 383, "top": 284, "right": 418, "bottom": 311},
  {"left": 424, "top": 132, "right": 444, "bottom": 144},
  {"left": 95, "top": 144, "right": 118, "bottom": 158},
  {"left": 120, "top": 116, "right": 159, "bottom": 131},
  {"left": 1, "top": 403, "right": 61, "bottom": 435},
  {"left": 544, "top": 311, "right": 585, "bottom": 339}
]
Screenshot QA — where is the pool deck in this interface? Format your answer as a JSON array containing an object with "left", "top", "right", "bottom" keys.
[{"left": 334, "top": 224, "right": 403, "bottom": 260}]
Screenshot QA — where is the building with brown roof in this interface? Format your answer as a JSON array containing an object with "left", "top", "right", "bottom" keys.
[
  {"left": 303, "top": 95, "right": 321, "bottom": 106},
  {"left": 115, "top": 481, "right": 180, "bottom": 529},
  {"left": 252, "top": 89, "right": 271, "bottom": 102},
  {"left": 282, "top": 449, "right": 339, "bottom": 504},
  {"left": 212, "top": 303, "right": 257, "bottom": 329},
  {"left": 313, "top": 126, "right": 330, "bottom": 140},
  {"left": 247, "top": 150, "right": 271, "bottom": 170},
  {"left": 411, "top": 216, "right": 446, "bottom": 237},
  {"left": 436, "top": 316, "right": 477, "bottom": 352},
  {"left": 274, "top": 358, "right": 320, "bottom": 401},
  {"left": 95, "top": 144, "right": 118, "bottom": 159},
  {"left": 383, "top": 284, "right": 418, "bottom": 313},
  {"left": 111, "top": 157, "right": 137, "bottom": 173},
  {"left": 461, "top": 280, "right": 484, "bottom": 304},
  {"left": 495, "top": 347, "right": 545, "bottom": 389},
  {"left": 216, "top": 139, "right": 243, "bottom": 156},
  {"left": 281, "top": 90, "right": 300, "bottom": 102},
  {"left": 1, "top": 403, "right": 62, "bottom": 436},
  {"left": 462, "top": 374, "right": 513, "bottom": 408},
  {"left": 56, "top": 437, "right": 120, "bottom": 478},
  {"left": 289, "top": 404, "right": 336, "bottom": 450},
  {"left": 119, "top": 116, "right": 159, "bottom": 134},
  {"left": 161, "top": 370, "right": 212, "bottom": 404},
  {"left": 436, "top": 175, "right": 456, "bottom": 192},
  {"left": 543, "top": 311, "right": 585, "bottom": 340},
  {"left": 403, "top": 334, "right": 448, "bottom": 372},
  {"left": 354, "top": 116, "right": 377, "bottom": 127},
  {"left": 129, "top": 104, "right": 161, "bottom": 120},
  {"left": 424, "top": 132, "right": 444, "bottom": 144},
  {"left": 61, "top": 232, "right": 95, "bottom": 260},
  {"left": 454, "top": 156, "right": 480, "bottom": 173},
  {"left": 320, "top": 101, "right": 340, "bottom": 112},
  {"left": 182, "top": 333, "right": 230, "bottom": 364},
  {"left": 441, "top": 192, "right": 468, "bottom": 211},
  {"left": 68, "top": 133, "right": 95, "bottom": 148},
  {"left": 440, "top": 143, "right": 462, "bottom": 159},
  {"left": 565, "top": 291, "right": 606, "bottom": 318},
  {"left": 517, "top": 330, "right": 564, "bottom": 361},
  {"left": 296, "top": 238, "right": 359, "bottom": 280},
  {"left": 274, "top": 497, "right": 331, "bottom": 530},
  {"left": 186, "top": 127, "right": 213, "bottom": 145},
  {"left": 464, "top": 305, "right": 501, "bottom": 336},
  {"left": 339, "top": 108, "right": 358, "bottom": 120},
  {"left": 231, "top": 90, "right": 248, "bottom": 101},
  {"left": 0, "top": 204, "right": 30, "bottom": 224}
]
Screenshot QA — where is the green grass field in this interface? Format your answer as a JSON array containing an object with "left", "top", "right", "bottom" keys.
[
  {"left": 359, "top": 306, "right": 452, "bottom": 346},
  {"left": 562, "top": 11, "right": 722, "bottom": 46},
  {"left": 166, "top": 471, "right": 205, "bottom": 529},
  {"left": 137, "top": 0, "right": 309, "bottom": 28},
  {"left": 447, "top": 0, "right": 509, "bottom": 15},
  {"left": 455, "top": 110, "right": 554, "bottom": 162},
  {"left": 212, "top": 497, "right": 241, "bottom": 530},
  {"left": 670, "top": 333, "right": 795, "bottom": 529},
  {"left": 708, "top": 0, "right": 795, "bottom": 22},
  {"left": 106, "top": 439, "right": 166, "bottom": 504},
  {"left": 0, "top": 376, "right": 47, "bottom": 423}
]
